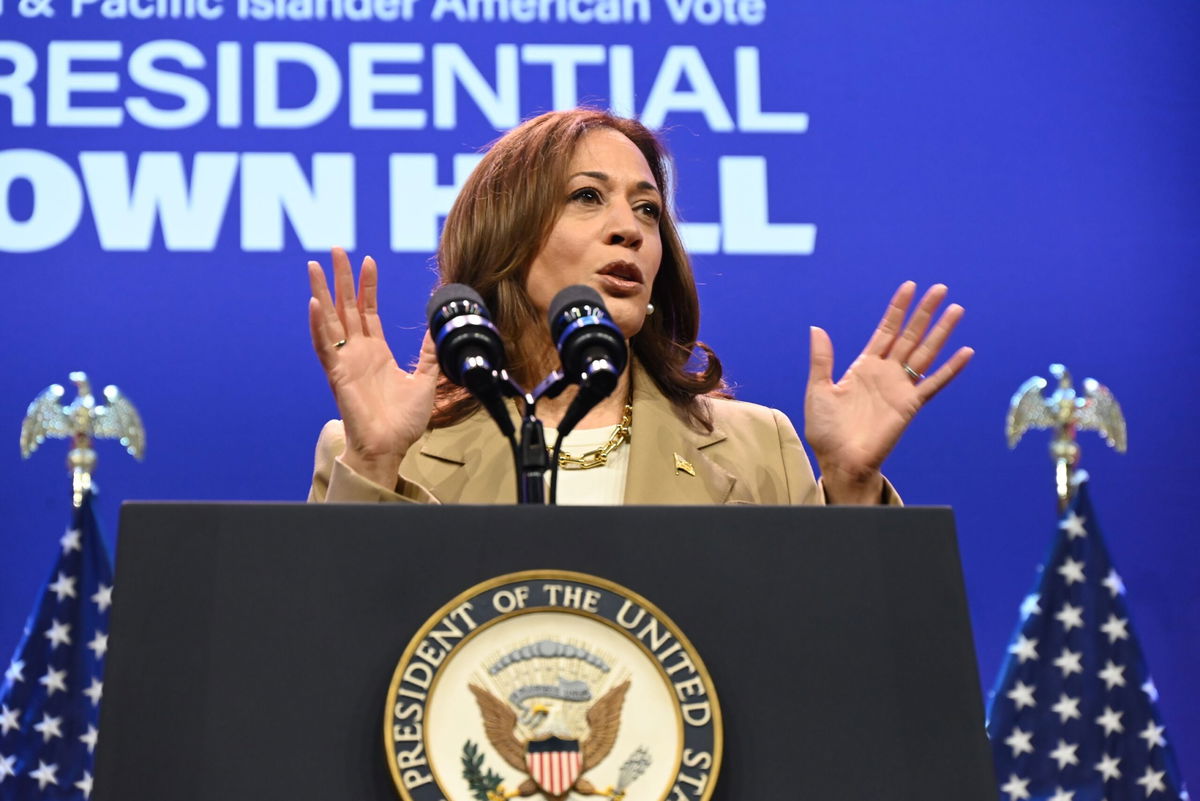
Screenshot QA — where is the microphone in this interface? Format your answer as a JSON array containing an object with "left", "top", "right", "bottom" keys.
[
  {"left": 547, "top": 285, "right": 628, "bottom": 438},
  {"left": 548, "top": 285, "right": 628, "bottom": 396},
  {"left": 426, "top": 284, "right": 514, "bottom": 438}
]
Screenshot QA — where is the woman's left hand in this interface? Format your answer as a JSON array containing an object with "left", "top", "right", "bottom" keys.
[{"left": 804, "top": 281, "right": 974, "bottom": 505}]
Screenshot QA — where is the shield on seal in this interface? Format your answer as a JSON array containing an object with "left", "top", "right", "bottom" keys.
[{"left": 525, "top": 736, "right": 581, "bottom": 796}]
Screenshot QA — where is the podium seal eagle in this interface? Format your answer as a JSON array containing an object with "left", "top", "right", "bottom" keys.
[{"left": 384, "top": 570, "right": 721, "bottom": 801}]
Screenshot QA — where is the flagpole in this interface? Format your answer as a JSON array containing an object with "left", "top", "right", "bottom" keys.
[
  {"left": 1050, "top": 424, "right": 1079, "bottom": 515},
  {"left": 69, "top": 433, "right": 98, "bottom": 510}
]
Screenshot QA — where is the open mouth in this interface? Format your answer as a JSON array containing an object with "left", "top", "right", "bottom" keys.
[{"left": 598, "top": 261, "right": 644, "bottom": 285}]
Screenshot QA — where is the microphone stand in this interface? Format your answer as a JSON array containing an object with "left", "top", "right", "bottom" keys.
[
  {"left": 462, "top": 358, "right": 617, "bottom": 506},
  {"left": 515, "top": 362, "right": 617, "bottom": 505},
  {"left": 515, "top": 371, "right": 574, "bottom": 504},
  {"left": 516, "top": 399, "right": 548, "bottom": 504},
  {"left": 478, "top": 369, "right": 571, "bottom": 505}
]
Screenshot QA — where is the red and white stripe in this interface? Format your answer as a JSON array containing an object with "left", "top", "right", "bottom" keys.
[{"left": 526, "top": 750, "right": 581, "bottom": 796}]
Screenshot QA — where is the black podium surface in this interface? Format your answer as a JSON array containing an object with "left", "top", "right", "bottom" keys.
[{"left": 95, "top": 504, "right": 996, "bottom": 801}]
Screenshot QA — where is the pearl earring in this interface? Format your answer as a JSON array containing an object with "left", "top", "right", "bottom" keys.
[{"left": 646, "top": 303, "right": 655, "bottom": 315}]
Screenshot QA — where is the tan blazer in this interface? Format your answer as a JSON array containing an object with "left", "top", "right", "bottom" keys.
[{"left": 309, "top": 366, "right": 897, "bottom": 506}]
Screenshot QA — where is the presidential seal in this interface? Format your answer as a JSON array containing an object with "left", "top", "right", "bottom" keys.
[{"left": 385, "top": 571, "right": 721, "bottom": 801}]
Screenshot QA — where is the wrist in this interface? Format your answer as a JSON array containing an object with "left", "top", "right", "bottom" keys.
[
  {"left": 340, "top": 447, "right": 403, "bottom": 490},
  {"left": 819, "top": 465, "right": 885, "bottom": 506}
]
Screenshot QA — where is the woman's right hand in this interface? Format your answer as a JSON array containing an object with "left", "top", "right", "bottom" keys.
[{"left": 308, "top": 247, "right": 439, "bottom": 488}]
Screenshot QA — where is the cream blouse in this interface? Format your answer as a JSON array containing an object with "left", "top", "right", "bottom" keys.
[{"left": 543, "top": 424, "right": 630, "bottom": 505}]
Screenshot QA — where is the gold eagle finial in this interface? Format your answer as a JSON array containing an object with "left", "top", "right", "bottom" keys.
[
  {"left": 21, "top": 371, "right": 145, "bottom": 507},
  {"left": 1006, "top": 364, "right": 1126, "bottom": 511}
]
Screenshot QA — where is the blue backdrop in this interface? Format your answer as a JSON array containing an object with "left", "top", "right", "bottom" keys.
[{"left": 3, "top": 0, "right": 1198, "bottom": 781}]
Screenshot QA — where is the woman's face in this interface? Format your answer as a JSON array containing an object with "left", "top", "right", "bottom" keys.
[{"left": 524, "top": 127, "right": 664, "bottom": 340}]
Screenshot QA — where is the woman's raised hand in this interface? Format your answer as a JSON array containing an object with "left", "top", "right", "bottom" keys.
[
  {"left": 804, "top": 282, "right": 974, "bottom": 504},
  {"left": 308, "top": 247, "right": 439, "bottom": 487}
]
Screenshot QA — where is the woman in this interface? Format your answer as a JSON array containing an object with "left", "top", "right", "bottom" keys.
[{"left": 307, "top": 109, "right": 972, "bottom": 505}]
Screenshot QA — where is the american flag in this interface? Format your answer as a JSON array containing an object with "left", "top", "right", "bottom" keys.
[
  {"left": 987, "top": 479, "right": 1188, "bottom": 801},
  {"left": 0, "top": 491, "right": 112, "bottom": 800}
]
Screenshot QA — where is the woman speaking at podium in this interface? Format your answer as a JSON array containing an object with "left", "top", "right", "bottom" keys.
[{"left": 307, "top": 109, "right": 972, "bottom": 506}]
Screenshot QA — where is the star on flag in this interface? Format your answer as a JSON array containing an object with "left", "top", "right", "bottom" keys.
[
  {"left": 48, "top": 572, "right": 78, "bottom": 602},
  {"left": 3, "top": 660, "right": 23, "bottom": 685},
  {"left": 1095, "top": 705, "right": 1124, "bottom": 736},
  {"left": 1055, "top": 602, "right": 1084, "bottom": 631},
  {"left": 1007, "top": 680, "right": 1036, "bottom": 710},
  {"left": 91, "top": 584, "right": 114, "bottom": 614},
  {"left": 1001, "top": 773, "right": 1031, "bottom": 801},
  {"left": 38, "top": 666, "right": 68, "bottom": 696},
  {"left": 1005, "top": 727, "right": 1034, "bottom": 757},
  {"left": 1050, "top": 693, "right": 1081, "bottom": 723},
  {"left": 1095, "top": 753, "right": 1122, "bottom": 782},
  {"left": 1059, "top": 511, "right": 1087, "bottom": 539},
  {"left": 32, "top": 713, "right": 63, "bottom": 743},
  {"left": 1009, "top": 634, "right": 1038, "bottom": 664},
  {"left": 28, "top": 759, "right": 58, "bottom": 789},
  {"left": 43, "top": 619, "right": 72, "bottom": 649},
  {"left": 0, "top": 704, "right": 20, "bottom": 736},
  {"left": 1140, "top": 721, "right": 1167, "bottom": 750},
  {"left": 1048, "top": 739, "right": 1079, "bottom": 770},
  {"left": 59, "top": 528, "right": 81, "bottom": 554}
]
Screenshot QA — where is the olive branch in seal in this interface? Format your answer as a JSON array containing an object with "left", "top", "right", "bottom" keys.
[{"left": 461, "top": 741, "right": 505, "bottom": 801}]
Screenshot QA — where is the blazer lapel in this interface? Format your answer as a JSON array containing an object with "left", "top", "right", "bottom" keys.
[
  {"left": 415, "top": 408, "right": 520, "bottom": 504},
  {"left": 623, "top": 367, "right": 736, "bottom": 505}
]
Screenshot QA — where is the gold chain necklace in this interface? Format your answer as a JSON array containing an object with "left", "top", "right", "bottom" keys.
[{"left": 553, "top": 403, "right": 633, "bottom": 470}]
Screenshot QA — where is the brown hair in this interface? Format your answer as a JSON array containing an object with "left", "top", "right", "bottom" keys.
[{"left": 432, "top": 108, "right": 725, "bottom": 431}]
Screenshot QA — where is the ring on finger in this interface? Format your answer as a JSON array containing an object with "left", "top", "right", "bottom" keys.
[
  {"left": 902, "top": 363, "right": 924, "bottom": 383},
  {"left": 333, "top": 339, "right": 347, "bottom": 349}
]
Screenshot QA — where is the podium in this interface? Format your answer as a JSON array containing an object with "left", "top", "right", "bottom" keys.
[{"left": 94, "top": 504, "right": 996, "bottom": 800}]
